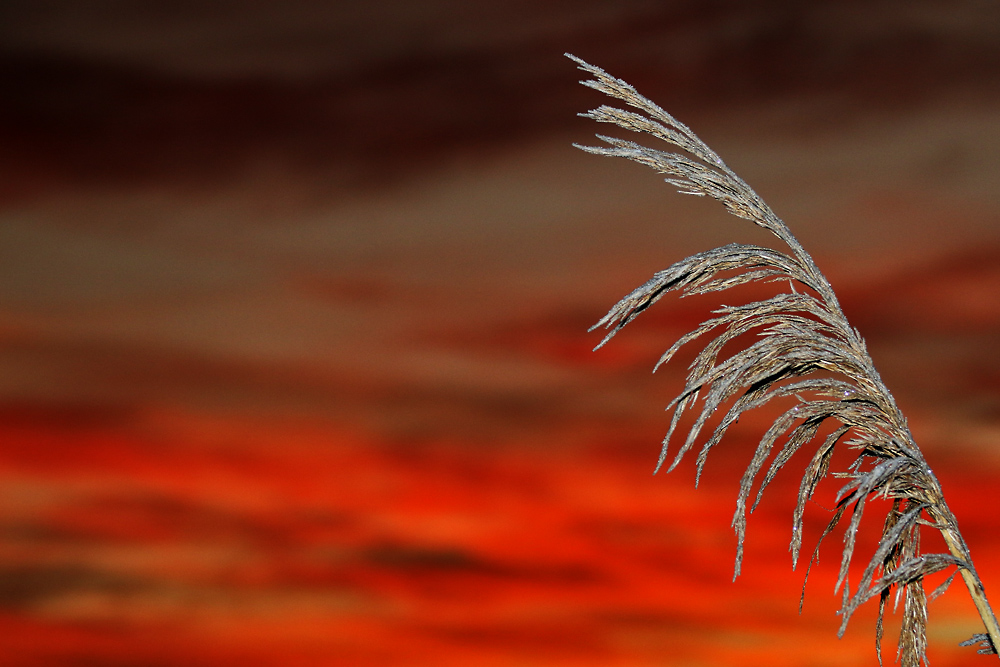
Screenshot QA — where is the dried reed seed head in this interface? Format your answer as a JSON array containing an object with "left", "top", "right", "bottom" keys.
[{"left": 569, "top": 53, "right": 1000, "bottom": 664}]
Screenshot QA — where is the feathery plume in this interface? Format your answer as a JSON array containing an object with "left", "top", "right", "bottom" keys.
[{"left": 568, "top": 52, "right": 999, "bottom": 665}]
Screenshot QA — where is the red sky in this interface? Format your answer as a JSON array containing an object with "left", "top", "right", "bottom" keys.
[{"left": 2, "top": 2, "right": 1000, "bottom": 665}]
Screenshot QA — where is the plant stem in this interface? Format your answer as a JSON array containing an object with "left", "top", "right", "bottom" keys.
[{"left": 934, "top": 501, "right": 1000, "bottom": 657}]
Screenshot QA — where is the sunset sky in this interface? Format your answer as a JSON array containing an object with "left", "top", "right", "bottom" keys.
[{"left": 2, "top": 2, "right": 1000, "bottom": 665}]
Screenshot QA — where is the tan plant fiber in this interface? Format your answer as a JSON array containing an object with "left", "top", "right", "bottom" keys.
[{"left": 568, "top": 53, "right": 999, "bottom": 665}]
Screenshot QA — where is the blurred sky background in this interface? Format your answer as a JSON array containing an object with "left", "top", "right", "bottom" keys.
[{"left": 2, "top": 2, "right": 1000, "bottom": 665}]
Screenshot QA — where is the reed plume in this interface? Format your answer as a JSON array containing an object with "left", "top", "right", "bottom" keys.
[{"left": 567, "top": 53, "right": 999, "bottom": 665}]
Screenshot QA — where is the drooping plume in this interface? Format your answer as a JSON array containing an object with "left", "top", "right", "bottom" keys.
[{"left": 569, "top": 52, "right": 1000, "bottom": 666}]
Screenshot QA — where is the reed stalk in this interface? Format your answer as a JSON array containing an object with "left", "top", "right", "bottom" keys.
[{"left": 568, "top": 53, "right": 1000, "bottom": 665}]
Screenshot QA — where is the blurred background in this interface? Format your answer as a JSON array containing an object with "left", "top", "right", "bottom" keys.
[{"left": 2, "top": 1, "right": 1000, "bottom": 665}]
